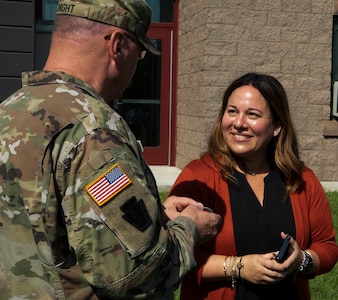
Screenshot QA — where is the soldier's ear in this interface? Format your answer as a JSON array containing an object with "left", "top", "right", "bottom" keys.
[{"left": 108, "top": 31, "right": 124, "bottom": 59}]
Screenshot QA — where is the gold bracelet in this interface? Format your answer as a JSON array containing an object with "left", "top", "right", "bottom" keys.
[{"left": 223, "top": 256, "right": 228, "bottom": 279}]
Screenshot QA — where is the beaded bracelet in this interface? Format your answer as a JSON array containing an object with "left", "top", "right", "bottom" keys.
[
  {"left": 228, "top": 255, "right": 232, "bottom": 281},
  {"left": 230, "top": 256, "right": 237, "bottom": 288}
]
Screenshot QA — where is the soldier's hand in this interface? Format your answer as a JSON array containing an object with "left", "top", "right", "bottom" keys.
[
  {"left": 180, "top": 205, "right": 221, "bottom": 245},
  {"left": 163, "top": 195, "right": 204, "bottom": 219}
]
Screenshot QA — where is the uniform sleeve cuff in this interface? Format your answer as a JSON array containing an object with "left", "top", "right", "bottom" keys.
[{"left": 167, "top": 216, "right": 199, "bottom": 245}]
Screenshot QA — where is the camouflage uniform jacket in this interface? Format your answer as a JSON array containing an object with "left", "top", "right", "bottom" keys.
[{"left": 0, "top": 71, "right": 198, "bottom": 299}]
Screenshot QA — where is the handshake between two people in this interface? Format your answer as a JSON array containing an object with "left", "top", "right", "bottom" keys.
[{"left": 163, "top": 195, "right": 221, "bottom": 245}]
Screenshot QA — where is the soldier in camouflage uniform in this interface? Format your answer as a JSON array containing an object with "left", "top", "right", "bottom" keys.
[{"left": 0, "top": 0, "right": 221, "bottom": 299}]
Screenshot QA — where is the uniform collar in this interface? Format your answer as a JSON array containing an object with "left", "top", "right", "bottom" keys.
[{"left": 22, "top": 70, "right": 102, "bottom": 101}]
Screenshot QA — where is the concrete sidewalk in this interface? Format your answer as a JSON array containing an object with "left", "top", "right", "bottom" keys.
[
  {"left": 321, "top": 181, "right": 338, "bottom": 191},
  {"left": 150, "top": 166, "right": 182, "bottom": 192}
]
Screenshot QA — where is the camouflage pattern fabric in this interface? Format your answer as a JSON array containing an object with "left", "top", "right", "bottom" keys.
[
  {"left": 0, "top": 71, "right": 197, "bottom": 299},
  {"left": 56, "top": 0, "right": 161, "bottom": 55}
]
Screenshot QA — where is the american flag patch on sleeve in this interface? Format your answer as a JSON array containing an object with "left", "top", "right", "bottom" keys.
[{"left": 85, "top": 163, "right": 132, "bottom": 206}]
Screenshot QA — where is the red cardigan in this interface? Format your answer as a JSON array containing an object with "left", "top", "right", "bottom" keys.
[{"left": 169, "top": 155, "right": 338, "bottom": 300}]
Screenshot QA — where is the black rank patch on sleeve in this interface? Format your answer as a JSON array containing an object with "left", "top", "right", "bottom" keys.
[{"left": 120, "top": 196, "right": 152, "bottom": 232}]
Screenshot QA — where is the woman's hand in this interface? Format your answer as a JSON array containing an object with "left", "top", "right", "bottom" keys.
[
  {"left": 241, "top": 232, "right": 303, "bottom": 285},
  {"left": 274, "top": 232, "right": 303, "bottom": 275},
  {"left": 241, "top": 252, "right": 285, "bottom": 284}
]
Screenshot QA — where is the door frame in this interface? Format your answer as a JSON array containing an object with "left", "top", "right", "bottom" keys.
[{"left": 142, "top": 24, "right": 177, "bottom": 165}]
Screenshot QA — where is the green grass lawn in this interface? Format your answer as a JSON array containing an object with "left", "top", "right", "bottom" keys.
[
  {"left": 160, "top": 191, "right": 338, "bottom": 300},
  {"left": 309, "top": 191, "right": 338, "bottom": 300}
]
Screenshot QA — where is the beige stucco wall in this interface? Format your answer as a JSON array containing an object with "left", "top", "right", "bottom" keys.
[{"left": 176, "top": 0, "right": 338, "bottom": 181}]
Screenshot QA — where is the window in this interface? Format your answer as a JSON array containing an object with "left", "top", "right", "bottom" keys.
[
  {"left": 332, "top": 15, "right": 338, "bottom": 117},
  {"left": 36, "top": 0, "right": 58, "bottom": 22},
  {"left": 146, "top": 0, "right": 173, "bottom": 23}
]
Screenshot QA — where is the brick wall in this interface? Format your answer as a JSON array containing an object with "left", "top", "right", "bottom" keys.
[{"left": 176, "top": 0, "right": 337, "bottom": 181}]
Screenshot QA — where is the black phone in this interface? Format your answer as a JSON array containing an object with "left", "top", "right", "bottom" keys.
[{"left": 276, "top": 235, "right": 291, "bottom": 263}]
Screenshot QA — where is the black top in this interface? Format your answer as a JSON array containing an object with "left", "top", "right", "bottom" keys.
[{"left": 229, "top": 168, "right": 297, "bottom": 300}]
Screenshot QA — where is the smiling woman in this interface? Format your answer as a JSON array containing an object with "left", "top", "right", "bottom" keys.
[
  {"left": 168, "top": 73, "right": 338, "bottom": 300},
  {"left": 221, "top": 84, "right": 282, "bottom": 205}
]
